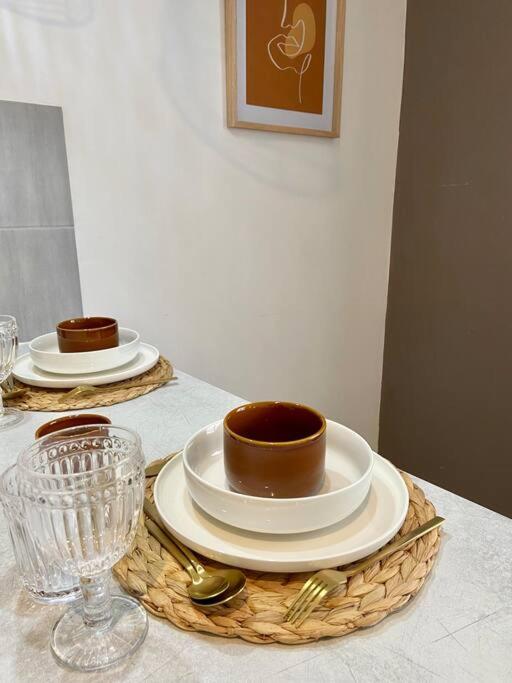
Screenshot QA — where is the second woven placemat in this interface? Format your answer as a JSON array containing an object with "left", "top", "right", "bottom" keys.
[
  {"left": 114, "top": 458, "right": 442, "bottom": 644},
  {"left": 4, "top": 357, "right": 174, "bottom": 412}
]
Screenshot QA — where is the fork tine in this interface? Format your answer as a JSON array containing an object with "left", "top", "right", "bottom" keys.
[
  {"left": 294, "top": 585, "right": 330, "bottom": 627},
  {"left": 290, "top": 580, "right": 327, "bottom": 626},
  {"left": 285, "top": 574, "right": 318, "bottom": 622}
]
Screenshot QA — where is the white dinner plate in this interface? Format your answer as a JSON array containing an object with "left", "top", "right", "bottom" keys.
[
  {"left": 154, "top": 452, "right": 409, "bottom": 573},
  {"left": 13, "top": 343, "right": 159, "bottom": 388},
  {"left": 29, "top": 328, "right": 140, "bottom": 374}
]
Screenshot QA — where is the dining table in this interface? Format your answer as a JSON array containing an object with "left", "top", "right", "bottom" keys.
[{"left": 0, "top": 344, "right": 511, "bottom": 682}]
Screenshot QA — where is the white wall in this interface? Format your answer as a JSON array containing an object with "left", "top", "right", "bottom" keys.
[{"left": 0, "top": 0, "right": 406, "bottom": 446}]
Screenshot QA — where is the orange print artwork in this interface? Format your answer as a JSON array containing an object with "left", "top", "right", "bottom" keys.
[{"left": 246, "top": 0, "right": 327, "bottom": 114}]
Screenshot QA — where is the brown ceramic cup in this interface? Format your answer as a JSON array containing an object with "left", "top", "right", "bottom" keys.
[
  {"left": 56, "top": 317, "right": 119, "bottom": 353},
  {"left": 223, "top": 401, "right": 326, "bottom": 498},
  {"left": 35, "top": 413, "right": 112, "bottom": 439}
]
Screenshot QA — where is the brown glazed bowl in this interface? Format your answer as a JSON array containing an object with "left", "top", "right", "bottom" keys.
[
  {"left": 223, "top": 401, "right": 326, "bottom": 498},
  {"left": 56, "top": 317, "right": 119, "bottom": 353},
  {"left": 35, "top": 413, "right": 112, "bottom": 439}
]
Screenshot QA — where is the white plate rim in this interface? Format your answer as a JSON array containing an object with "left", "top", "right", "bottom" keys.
[
  {"left": 13, "top": 343, "right": 159, "bottom": 388},
  {"left": 154, "top": 451, "right": 409, "bottom": 572}
]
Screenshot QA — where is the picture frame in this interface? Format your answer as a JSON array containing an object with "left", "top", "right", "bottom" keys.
[{"left": 225, "top": 0, "right": 345, "bottom": 138}]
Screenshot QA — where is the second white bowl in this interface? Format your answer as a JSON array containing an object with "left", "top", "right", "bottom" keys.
[
  {"left": 183, "top": 419, "right": 374, "bottom": 535},
  {"left": 29, "top": 327, "right": 140, "bottom": 374}
]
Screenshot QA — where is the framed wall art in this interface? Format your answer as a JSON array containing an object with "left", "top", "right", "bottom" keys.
[{"left": 225, "top": 0, "right": 345, "bottom": 137}]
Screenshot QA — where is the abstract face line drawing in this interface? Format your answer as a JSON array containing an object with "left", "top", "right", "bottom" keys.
[
  {"left": 227, "top": 0, "right": 344, "bottom": 136},
  {"left": 267, "top": 1, "right": 317, "bottom": 104}
]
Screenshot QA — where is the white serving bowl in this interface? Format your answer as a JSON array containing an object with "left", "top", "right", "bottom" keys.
[
  {"left": 183, "top": 419, "right": 374, "bottom": 535},
  {"left": 29, "top": 327, "right": 140, "bottom": 374}
]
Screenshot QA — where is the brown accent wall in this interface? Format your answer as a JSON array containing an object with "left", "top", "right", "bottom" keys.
[{"left": 379, "top": 0, "right": 512, "bottom": 517}]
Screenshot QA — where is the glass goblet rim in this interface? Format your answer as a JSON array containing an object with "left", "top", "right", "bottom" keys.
[{"left": 17, "top": 424, "right": 143, "bottom": 482}]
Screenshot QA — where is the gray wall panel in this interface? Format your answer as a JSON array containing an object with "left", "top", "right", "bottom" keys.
[
  {"left": 0, "top": 101, "right": 74, "bottom": 228},
  {"left": 379, "top": 0, "right": 512, "bottom": 517},
  {"left": 0, "top": 227, "right": 82, "bottom": 340},
  {"left": 0, "top": 100, "right": 81, "bottom": 339}
]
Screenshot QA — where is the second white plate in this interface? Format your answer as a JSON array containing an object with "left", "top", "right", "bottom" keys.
[
  {"left": 13, "top": 343, "right": 159, "bottom": 388},
  {"left": 154, "top": 452, "right": 409, "bottom": 573}
]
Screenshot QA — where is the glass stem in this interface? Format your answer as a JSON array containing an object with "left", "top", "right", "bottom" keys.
[
  {"left": 80, "top": 571, "right": 113, "bottom": 630},
  {"left": 0, "top": 388, "right": 4, "bottom": 417}
]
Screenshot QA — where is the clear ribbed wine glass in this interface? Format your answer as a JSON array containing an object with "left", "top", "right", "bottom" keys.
[
  {"left": 0, "top": 315, "right": 23, "bottom": 430},
  {"left": 17, "top": 425, "right": 148, "bottom": 672}
]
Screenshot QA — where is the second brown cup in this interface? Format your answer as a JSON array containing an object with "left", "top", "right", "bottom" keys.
[
  {"left": 35, "top": 413, "right": 112, "bottom": 440},
  {"left": 223, "top": 401, "right": 326, "bottom": 498},
  {"left": 56, "top": 317, "right": 119, "bottom": 353}
]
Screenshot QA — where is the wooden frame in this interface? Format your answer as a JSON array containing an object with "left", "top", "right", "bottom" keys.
[{"left": 225, "top": 0, "right": 345, "bottom": 138}]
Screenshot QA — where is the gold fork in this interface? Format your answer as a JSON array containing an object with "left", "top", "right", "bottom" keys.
[
  {"left": 59, "top": 376, "right": 176, "bottom": 403},
  {"left": 285, "top": 515, "right": 444, "bottom": 627}
]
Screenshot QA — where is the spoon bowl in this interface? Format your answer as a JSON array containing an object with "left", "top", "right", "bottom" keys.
[
  {"left": 191, "top": 568, "right": 246, "bottom": 607},
  {"left": 188, "top": 573, "right": 229, "bottom": 601}
]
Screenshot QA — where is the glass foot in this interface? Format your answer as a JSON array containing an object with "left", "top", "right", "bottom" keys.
[
  {"left": 0, "top": 408, "right": 23, "bottom": 431},
  {"left": 50, "top": 595, "right": 148, "bottom": 672}
]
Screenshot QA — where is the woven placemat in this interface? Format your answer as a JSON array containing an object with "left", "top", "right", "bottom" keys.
[
  {"left": 113, "top": 456, "right": 442, "bottom": 644},
  {"left": 4, "top": 357, "right": 174, "bottom": 412}
]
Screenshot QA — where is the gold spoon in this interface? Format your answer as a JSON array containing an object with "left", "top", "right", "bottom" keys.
[
  {"left": 169, "top": 536, "right": 247, "bottom": 607},
  {"left": 143, "top": 500, "right": 228, "bottom": 601},
  {"left": 60, "top": 376, "right": 176, "bottom": 403},
  {"left": 144, "top": 498, "right": 246, "bottom": 607},
  {"left": 2, "top": 388, "right": 28, "bottom": 400},
  {"left": 143, "top": 457, "right": 247, "bottom": 606}
]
